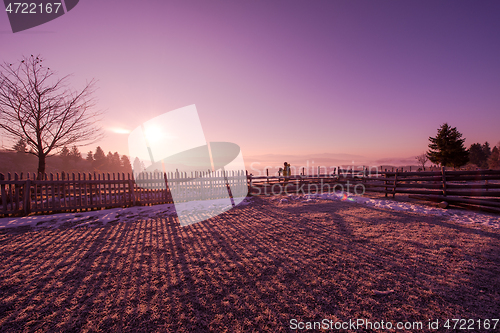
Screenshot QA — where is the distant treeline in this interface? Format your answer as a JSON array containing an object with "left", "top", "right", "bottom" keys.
[
  {"left": 467, "top": 141, "right": 500, "bottom": 170},
  {"left": 2, "top": 139, "right": 133, "bottom": 175}
]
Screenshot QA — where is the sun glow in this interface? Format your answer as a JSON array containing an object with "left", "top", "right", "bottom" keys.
[
  {"left": 144, "top": 126, "right": 165, "bottom": 144},
  {"left": 109, "top": 127, "right": 131, "bottom": 134}
]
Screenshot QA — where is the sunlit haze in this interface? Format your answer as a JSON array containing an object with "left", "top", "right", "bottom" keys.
[{"left": 2, "top": 0, "right": 499, "bottom": 168}]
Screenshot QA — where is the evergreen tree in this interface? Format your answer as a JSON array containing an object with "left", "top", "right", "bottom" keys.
[
  {"left": 106, "top": 151, "right": 115, "bottom": 171},
  {"left": 468, "top": 143, "right": 486, "bottom": 167},
  {"left": 483, "top": 142, "right": 491, "bottom": 162},
  {"left": 113, "top": 152, "right": 121, "bottom": 167},
  {"left": 427, "top": 123, "right": 469, "bottom": 168},
  {"left": 468, "top": 142, "right": 493, "bottom": 168},
  {"left": 12, "top": 138, "right": 27, "bottom": 153},
  {"left": 59, "top": 146, "right": 71, "bottom": 170},
  {"left": 60, "top": 146, "right": 70, "bottom": 159},
  {"left": 488, "top": 146, "right": 500, "bottom": 169},
  {"left": 133, "top": 157, "right": 144, "bottom": 173},
  {"left": 86, "top": 151, "right": 94, "bottom": 163},
  {"left": 93, "top": 146, "right": 106, "bottom": 169},
  {"left": 69, "top": 145, "right": 82, "bottom": 161},
  {"left": 120, "top": 155, "right": 133, "bottom": 173},
  {"left": 107, "top": 151, "right": 121, "bottom": 172},
  {"left": 12, "top": 138, "right": 31, "bottom": 165}
]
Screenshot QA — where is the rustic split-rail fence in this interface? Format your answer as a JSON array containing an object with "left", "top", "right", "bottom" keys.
[
  {"left": 1, "top": 167, "right": 500, "bottom": 217},
  {"left": 249, "top": 167, "right": 500, "bottom": 213}
]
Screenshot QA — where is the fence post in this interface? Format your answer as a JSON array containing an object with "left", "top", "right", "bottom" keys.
[
  {"left": 393, "top": 171, "right": 398, "bottom": 198},
  {"left": 129, "top": 174, "right": 136, "bottom": 206},
  {"left": 164, "top": 172, "right": 169, "bottom": 203},
  {"left": 441, "top": 166, "right": 447, "bottom": 197},
  {"left": 14, "top": 173, "right": 20, "bottom": 212},
  {"left": 24, "top": 176, "right": 31, "bottom": 215},
  {"left": 0, "top": 174, "right": 6, "bottom": 214},
  {"left": 384, "top": 173, "right": 388, "bottom": 197}
]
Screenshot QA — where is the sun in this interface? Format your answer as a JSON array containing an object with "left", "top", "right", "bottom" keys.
[{"left": 144, "top": 125, "right": 164, "bottom": 144}]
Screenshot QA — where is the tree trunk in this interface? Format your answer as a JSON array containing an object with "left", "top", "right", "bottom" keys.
[{"left": 37, "top": 153, "right": 46, "bottom": 176}]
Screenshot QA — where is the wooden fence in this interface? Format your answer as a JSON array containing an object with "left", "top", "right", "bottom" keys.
[
  {"left": 0, "top": 170, "right": 247, "bottom": 217},
  {"left": 3, "top": 167, "right": 500, "bottom": 217},
  {"left": 248, "top": 167, "right": 500, "bottom": 213}
]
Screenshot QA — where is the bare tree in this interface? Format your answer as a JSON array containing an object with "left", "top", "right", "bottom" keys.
[
  {"left": 0, "top": 55, "right": 103, "bottom": 175},
  {"left": 415, "top": 152, "right": 429, "bottom": 171}
]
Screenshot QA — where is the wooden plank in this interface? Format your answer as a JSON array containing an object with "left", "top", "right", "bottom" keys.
[
  {"left": 409, "top": 194, "right": 500, "bottom": 208},
  {"left": 24, "top": 178, "right": 31, "bottom": 215},
  {"left": 444, "top": 183, "right": 500, "bottom": 190},
  {"left": 14, "top": 173, "right": 20, "bottom": 212},
  {"left": 393, "top": 172, "right": 398, "bottom": 198},
  {"left": 443, "top": 175, "right": 500, "bottom": 182},
  {"left": 441, "top": 167, "right": 447, "bottom": 197},
  {"left": 445, "top": 190, "right": 500, "bottom": 197},
  {"left": 1, "top": 174, "right": 7, "bottom": 214},
  {"left": 446, "top": 169, "right": 500, "bottom": 176}
]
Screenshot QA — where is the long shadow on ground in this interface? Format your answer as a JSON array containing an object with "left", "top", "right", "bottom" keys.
[{"left": 0, "top": 197, "right": 499, "bottom": 332}]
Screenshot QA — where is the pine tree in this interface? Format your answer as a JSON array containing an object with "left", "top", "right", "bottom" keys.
[
  {"left": 60, "top": 146, "right": 70, "bottom": 159},
  {"left": 86, "top": 151, "right": 94, "bottom": 163},
  {"left": 12, "top": 138, "right": 27, "bottom": 153},
  {"left": 133, "top": 157, "right": 144, "bottom": 173},
  {"left": 106, "top": 151, "right": 114, "bottom": 171},
  {"left": 107, "top": 151, "right": 121, "bottom": 172},
  {"left": 93, "top": 146, "right": 106, "bottom": 170},
  {"left": 69, "top": 145, "right": 82, "bottom": 161},
  {"left": 113, "top": 152, "right": 121, "bottom": 167},
  {"left": 488, "top": 146, "right": 500, "bottom": 169},
  {"left": 483, "top": 142, "right": 491, "bottom": 163},
  {"left": 12, "top": 138, "right": 30, "bottom": 165},
  {"left": 468, "top": 142, "right": 493, "bottom": 168},
  {"left": 427, "top": 123, "right": 469, "bottom": 168},
  {"left": 468, "top": 143, "right": 486, "bottom": 167},
  {"left": 120, "top": 155, "right": 133, "bottom": 173},
  {"left": 59, "top": 146, "right": 71, "bottom": 170}
]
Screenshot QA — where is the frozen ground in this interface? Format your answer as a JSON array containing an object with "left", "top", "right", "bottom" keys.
[
  {"left": 272, "top": 192, "right": 500, "bottom": 229},
  {"left": 0, "top": 198, "right": 253, "bottom": 230},
  {"left": 0, "top": 192, "right": 499, "bottom": 230}
]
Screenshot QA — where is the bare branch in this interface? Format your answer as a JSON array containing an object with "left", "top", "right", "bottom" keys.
[
  {"left": 0, "top": 55, "right": 104, "bottom": 174},
  {"left": 415, "top": 152, "right": 429, "bottom": 171}
]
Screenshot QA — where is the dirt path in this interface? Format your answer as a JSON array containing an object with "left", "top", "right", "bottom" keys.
[{"left": 1, "top": 197, "right": 499, "bottom": 332}]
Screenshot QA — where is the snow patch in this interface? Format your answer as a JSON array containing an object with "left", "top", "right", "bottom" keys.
[
  {"left": 0, "top": 196, "right": 254, "bottom": 230},
  {"left": 287, "top": 192, "right": 500, "bottom": 229}
]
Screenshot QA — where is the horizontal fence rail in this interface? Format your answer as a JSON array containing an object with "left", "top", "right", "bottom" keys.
[
  {"left": 3, "top": 167, "right": 500, "bottom": 217},
  {"left": 247, "top": 167, "right": 500, "bottom": 213},
  {"left": 0, "top": 170, "right": 246, "bottom": 217}
]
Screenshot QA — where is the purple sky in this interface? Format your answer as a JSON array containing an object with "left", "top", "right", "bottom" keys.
[{"left": 1, "top": 0, "right": 499, "bottom": 167}]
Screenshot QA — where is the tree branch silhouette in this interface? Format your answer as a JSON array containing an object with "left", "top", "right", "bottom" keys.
[{"left": 0, "top": 54, "right": 104, "bottom": 175}]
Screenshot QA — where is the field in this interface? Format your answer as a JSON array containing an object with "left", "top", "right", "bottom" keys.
[{"left": 1, "top": 196, "right": 500, "bottom": 332}]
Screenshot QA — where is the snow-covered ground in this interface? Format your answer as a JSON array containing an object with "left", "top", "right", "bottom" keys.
[
  {"left": 272, "top": 192, "right": 500, "bottom": 229},
  {"left": 0, "top": 192, "right": 499, "bottom": 230},
  {"left": 0, "top": 198, "right": 253, "bottom": 230}
]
